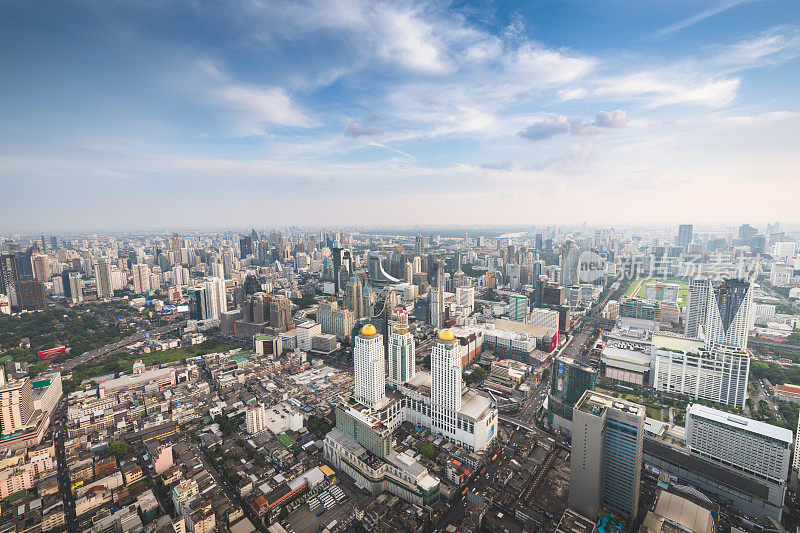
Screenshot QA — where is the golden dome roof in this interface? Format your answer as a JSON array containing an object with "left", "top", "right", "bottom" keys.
[
  {"left": 361, "top": 324, "right": 377, "bottom": 336},
  {"left": 438, "top": 329, "right": 455, "bottom": 341}
]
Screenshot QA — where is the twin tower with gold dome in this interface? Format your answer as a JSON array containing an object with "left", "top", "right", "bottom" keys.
[{"left": 350, "top": 321, "right": 498, "bottom": 454}]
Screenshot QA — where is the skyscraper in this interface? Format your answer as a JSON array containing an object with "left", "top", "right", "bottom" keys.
[
  {"left": 430, "top": 261, "right": 444, "bottom": 329},
  {"left": 677, "top": 224, "right": 693, "bottom": 249},
  {"left": 239, "top": 235, "right": 252, "bottom": 258},
  {"left": 705, "top": 278, "right": 752, "bottom": 351},
  {"left": 569, "top": 391, "right": 645, "bottom": 519},
  {"left": 0, "top": 254, "right": 20, "bottom": 311},
  {"left": 95, "top": 258, "right": 113, "bottom": 299},
  {"left": 18, "top": 280, "right": 46, "bottom": 311},
  {"left": 684, "top": 278, "right": 711, "bottom": 338},
  {"left": 388, "top": 309, "right": 415, "bottom": 386},
  {"left": 32, "top": 254, "right": 49, "bottom": 283},
  {"left": 203, "top": 277, "right": 227, "bottom": 319},
  {"left": 345, "top": 276, "right": 364, "bottom": 319},
  {"left": 430, "top": 330, "right": 463, "bottom": 436},
  {"left": 132, "top": 263, "right": 151, "bottom": 295},
  {"left": 171, "top": 233, "right": 183, "bottom": 264},
  {"left": 269, "top": 294, "right": 292, "bottom": 332},
  {"left": 547, "top": 356, "right": 597, "bottom": 434},
  {"left": 561, "top": 236, "right": 580, "bottom": 287},
  {"left": 353, "top": 324, "right": 386, "bottom": 410},
  {"left": 414, "top": 233, "right": 425, "bottom": 256},
  {"left": 67, "top": 272, "right": 83, "bottom": 304}
]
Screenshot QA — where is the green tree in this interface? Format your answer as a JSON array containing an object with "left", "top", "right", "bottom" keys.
[
  {"left": 108, "top": 441, "right": 129, "bottom": 459},
  {"left": 420, "top": 442, "right": 436, "bottom": 459}
]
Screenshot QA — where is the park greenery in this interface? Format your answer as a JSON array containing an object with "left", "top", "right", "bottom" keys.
[{"left": 0, "top": 305, "right": 137, "bottom": 364}]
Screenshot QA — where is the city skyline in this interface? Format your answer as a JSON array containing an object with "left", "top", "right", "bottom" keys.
[{"left": 2, "top": 0, "right": 800, "bottom": 230}]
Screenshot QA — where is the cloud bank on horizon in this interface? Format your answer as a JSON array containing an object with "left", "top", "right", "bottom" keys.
[{"left": 1, "top": 0, "right": 799, "bottom": 230}]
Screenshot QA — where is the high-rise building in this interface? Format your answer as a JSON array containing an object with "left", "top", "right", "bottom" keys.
[
  {"left": 455, "top": 286, "right": 475, "bottom": 315},
  {"left": 561, "top": 237, "right": 580, "bottom": 287},
  {"left": 32, "top": 254, "right": 49, "bottom": 283},
  {"left": 705, "top": 278, "right": 752, "bottom": 350},
  {"left": 132, "top": 263, "right": 151, "bottom": 295},
  {"left": 95, "top": 258, "right": 113, "bottom": 299},
  {"left": 18, "top": 280, "right": 46, "bottom": 311},
  {"left": 49, "top": 236, "right": 57, "bottom": 251},
  {"left": 239, "top": 235, "right": 253, "bottom": 258},
  {"left": 547, "top": 356, "right": 597, "bottom": 433},
  {"left": 793, "top": 416, "right": 800, "bottom": 475},
  {"left": 317, "top": 299, "right": 355, "bottom": 341},
  {"left": 685, "top": 404, "right": 791, "bottom": 484},
  {"left": 508, "top": 293, "right": 528, "bottom": 322},
  {"left": 171, "top": 233, "right": 183, "bottom": 265},
  {"left": 0, "top": 254, "right": 20, "bottom": 311},
  {"left": 430, "top": 262, "right": 444, "bottom": 329},
  {"left": 430, "top": 330, "right": 463, "bottom": 435},
  {"left": 684, "top": 278, "right": 711, "bottom": 339},
  {"left": 245, "top": 404, "right": 267, "bottom": 435},
  {"left": 529, "top": 308, "right": 559, "bottom": 330},
  {"left": 0, "top": 379, "right": 34, "bottom": 435},
  {"left": 569, "top": 391, "right": 645, "bottom": 519},
  {"left": 202, "top": 277, "right": 227, "bottom": 319},
  {"left": 353, "top": 324, "right": 386, "bottom": 410},
  {"left": 677, "top": 224, "right": 693, "bottom": 250},
  {"left": 67, "top": 272, "right": 83, "bottom": 304},
  {"left": 738, "top": 224, "right": 758, "bottom": 244},
  {"left": 654, "top": 345, "right": 750, "bottom": 408},
  {"left": 269, "top": 294, "right": 292, "bottom": 331},
  {"left": 414, "top": 234, "right": 425, "bottom": 256},
  {"left": 221, "top": 249, "right": 235, "bottom": 279},
  {"left": 388, "top": 309, "right": 415, "bottom": 386},
  {"left": 345, "top": 276, "right": 364, "bottom": 319}
]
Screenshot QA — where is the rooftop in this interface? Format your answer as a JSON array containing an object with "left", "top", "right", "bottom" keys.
[
  {"left": 641, "top": 490, "right": 715, "bottom": 533},
  {"left": 687, "top": 404, "right": 792, "bottom": 444},
  {"left": 576, "top": 391, "right": 645, "bottom": 418}
]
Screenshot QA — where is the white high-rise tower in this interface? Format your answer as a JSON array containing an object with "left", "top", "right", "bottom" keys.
[
  {"left": 684, "top": 278, "right": 711, "bottom": 339},
  {"left": 388, "top": 309, "right": 415, "bottom": 386},
  {"left": 354, "top": 324, "right": 387, "bottom": 410},
  {"left": 430, "top": 330, "right": 463, "bottom": 436}
]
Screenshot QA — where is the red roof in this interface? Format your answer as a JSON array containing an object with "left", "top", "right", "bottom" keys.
[{"left": 774, "top": 384, "right": 800, "bottom": 396}]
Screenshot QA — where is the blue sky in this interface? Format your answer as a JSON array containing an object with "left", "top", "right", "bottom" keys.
[{"left": 1, "top": 0, "right": 799, "bottom": 231}]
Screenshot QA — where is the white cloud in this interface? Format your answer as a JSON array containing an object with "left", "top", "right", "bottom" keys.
[
  {"left": 592, "top": 70, "right": 740, "bottom": 108},
  {"left": 517, "top": 116, "right": 572, "bottom": 140},
  {"left": 195, "top": 59, "right": 312, "bottom": 135},
  {"left": 518, "top": 111, "right": 629, "bottom": 141},
  {"left": 658, "top": 0, "right": 761, "bottom": 36},
  {"left": 713, "top": 26, "right": 800, "bottom": 70}
]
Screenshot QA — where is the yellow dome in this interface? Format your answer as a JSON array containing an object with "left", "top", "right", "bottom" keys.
[
  {"left": 361, "top": 324, "right": 377, "bottom": 336},
  {"left": 438, "top": 329, "right": 455, "bottom": 341}
]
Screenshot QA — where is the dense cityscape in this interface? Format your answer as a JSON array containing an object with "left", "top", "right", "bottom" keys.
[
  {"left": 3, "top": 0, "right": 800, "bottom": 532},
  {"left": 0, "top": 225, "right": 799, "bottom": 533}
]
